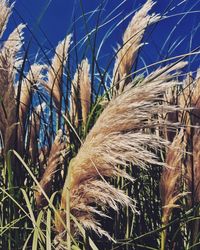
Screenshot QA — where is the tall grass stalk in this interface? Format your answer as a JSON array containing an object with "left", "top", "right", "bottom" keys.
[{"left": 0, "top": 0, "right": 200, "bottom": 249}]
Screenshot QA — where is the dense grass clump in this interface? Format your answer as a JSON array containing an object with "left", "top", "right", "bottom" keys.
[{"left": 0, "top": 0, "right": 200, "bottom": 249}]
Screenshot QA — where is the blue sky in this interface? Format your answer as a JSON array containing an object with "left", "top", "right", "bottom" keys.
[
  {"left": 3, "top": 0, "right": 199, "bottom": 144},
  {"left": 8, "top": 0, "right": 200, "bottom": 74}
]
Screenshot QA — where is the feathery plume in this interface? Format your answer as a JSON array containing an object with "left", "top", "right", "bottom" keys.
[
  {"left": 190, "top": 129, "right": 200, "bottom": 202},
  {"left": 163, "top": 86, "right": 179, "bottom": 142},
  {"left": 0, "top": 0, "right": 13, "bottom": 38},
  {"left": 192, "top": 69, "right": 200, "bottom": 106},
  {"left": 190, "top": 70, "right": 200, "bottom": 124},
  {"left": 55, "top": 62, "right": 186, "bottom": 242},
  {"left": 35, "top": 130, "right": 66, "bottom": 208},
  {"left": 112, "top": 0, "right": 160, "bottom": 95},
  {"left": 179, "top": 73, "right": 193, "bottom": 109},
  {"left": 70, "top": 58, "right": 91, "bottom": 127},
  {"left": 176, "top": 71, "right": 199, "bottom": 127},
  {"left": 160, "top": 69, "right": 200, "bottom": 245},
  {"left": 70, "top": 65, "right": 80, "bottom": 128},
  {"left": 0, "top": 24, "right": 25, "bottom": 154},
  {"left": 160, "top": 130, "right": 186, "bottom": 225},
  {"left": 79, "top": 58, "right": 91, "bottom": 126},
  {"left": 19, "top": 64, "right": 46, "bottom": 122},
  {"left": 160, "top": 130, "right": 186, "bottom": 250},
  {"left": 28, "top": 103, "right": 45, "bottom": 163},
  {"left": 44, "top": 34, "right": 72, "bottom": 109},
  {"left": 186, "top": 71, "right": 200, "bottom": 203},
  {"left": 144, "top": 61, "right": 188, "bottom": 84},
  {"left": 154, "top": 61, "right": 188, "bottom": 142},
  {"left": 0, "top": 61, "right": 17, "bottom": 154},
  {"left": 2, "top": 23, "right": 25, "bottom": 69},
  {"left": 178, "top": 73, "right": 193, "bottom": 137},
  {"left": 17, "top": 64, "right": 45, "bottom": 156},
  {"left": 181, "top": 71, "right": 200, "bottom": 243}
]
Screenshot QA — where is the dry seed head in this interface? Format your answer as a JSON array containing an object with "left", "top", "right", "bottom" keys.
[
  {"left": 112, "top": 0, "right": 160, "bottom": 95},
  {"left": 144, "top": 61, "right": 188, "bottom": 84},
  {"left": 2, "top": 24, "right": 26, "bottom": 69},
  {"left": 177, "top": 71, "right": 200, "bottom": 136},
  {"left": 178, "top": 73, "right": 193, "bottom": 136},
  {"left": 79, "top": 58, "right": 91, "bottom": 126},
  {"left": 0, "top": 0, "right": 14, "bottom": 38},
  {"left": 147, "top": 61, "right": 188, "bottom": 142},
  {"left": 19, "top": 64, "right": 46, "bottom": 122},
  {"left": 192, "top": 129, "right": 200, "bottom": 202},
  {"left": 191, "top": 69, "right": 200, "bottom": 108},
  {"left": 56, "top": 62, "right": 186, "bottom": 239},
  {"left": 70, "top": 58, "right": 91, "bottom": 127},
  {"left": 181, "top": 71, "right": 200, "bottom": 207},
  {"left": 35, "top": 129, "right": 66, "bottom": 208},
  {"left": 179, "top": 73, "right": 193, "bottom": 109},
  {"left": 0, "top": 23, "right": 25, "bottom": 155},
  {"left": 160, "top": 130, "right": 186, "bottom": 225},
  {"left": 2, "top": 23, "right": 25, "bottom": 54},
  {"left": 45, "top": 34, "right": 72, "bottom": 108},
  {"left": 70, "top": 64, "right": 80, "bottom": 127}
]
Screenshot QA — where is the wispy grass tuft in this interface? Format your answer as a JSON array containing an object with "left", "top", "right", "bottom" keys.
[{"left": 0, "top": 0, "right": 200, "bottom": 249}]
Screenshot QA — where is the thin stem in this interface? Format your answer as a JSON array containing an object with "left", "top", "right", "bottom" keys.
[
  {"left": 160, "top": 223, "right": 166, "bottom": 250},
  {"left": 66, "top": 161, "right": 72, "bottom": 250}
]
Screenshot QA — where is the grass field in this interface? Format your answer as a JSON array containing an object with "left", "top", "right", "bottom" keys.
[{"left": 0, "top": 0, "right": 200, "bottom": 249}]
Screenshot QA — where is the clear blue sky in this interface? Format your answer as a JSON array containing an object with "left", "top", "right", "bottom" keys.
[{"left": 8, "top": 0, "right": 200, "bottom": 73}]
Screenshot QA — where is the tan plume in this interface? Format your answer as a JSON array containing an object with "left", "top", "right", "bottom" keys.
[
  {"left": 70, "top": 63, "right": 80, "bottom": 127},
  {"left": 19, "top": 64, "right": 46, "bottom": 123},
  {"left": 190, "top": 70, "right": 200, "bottom": 124},
  {"left": 35, "top": 130, "right": 66, "bottom": 208},
  {"left": 156, "top": 61, "right": 188, "bottom": 142},
  {"left": 55, "top": 62, "right": 186, "bottom": 241},
  {"left": 0, "top": 0, "right": 13, "bottom": 39},
  {"left": 112, "top": 0, "right": 160, "bottom": 95},
  {"left": 70, "top": 58, "right": 91, "bottom": 127},
  {"left": 0, "top": 24, "right": 25, "bottom": 154},
  {"left": 44, "top": 34, "right": 72, "bottom": 109},
  {"left": 79, "top": 58, "right": 91, "bottom": 126},
  {"left": 185, "top": 70, "right": 200, "bottom": 203},
  {"left": 188, "top": 129, "right": 200, "bottom": 202},
  {"left": 2, "top": 24, "right": 26, "bottom": 69},
  {"left": 160, "top": 130, "right": 186, "bottom": 225}
]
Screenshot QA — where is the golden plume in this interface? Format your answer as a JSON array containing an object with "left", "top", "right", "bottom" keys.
[
  {"left": 2, "top": 23, "right": 26, "bottom": 69},
  {"left": 70, "top": 63, "right": 80, "bottom": 128},
  {"left": 160, "top": 70, "right": 200, "bottom": 248},
  {"left": 157, "top": 62, "right": 189, "bottom": 142},
  {"left": 190, "top": 69, "right": 200, "bottom": 124},
  {"left": 190, "top": 129, "right": 200, "bottom": 202},
  {"left": 79, "top": 59, "right": 91, "bottom": 126},
  {"left": 70, "top": 58, "right": 91, "bottom": 127},
  {"left": 0, "top": 0, "right": 13, "bottom": 39},
  {"left": 186, "top": 70, "right": 200, "bottom": 202},
  {"left": 160, "top": 130, "right": 186, "bottom": 226},
  {"left": 44, "top": 34, "right": 72, "bottom": 109},
  {"left": 160, "top": 129, "right": 186, "bottom": 250},
  {"left": 0, "top": 23, "right": 25, "bottom": 155},
  {"left": 19, "top": 64, "right": 46, "bottom": 123},
  {"left": 180, "top": 70, "right": 200, "bottom": 244},
  {"left": 112, "top": 0, "right": 160, "bottom": 95},
  {"left": 35, "top": 130, "right": 66, "bottom": 208},
  {"left": 55, "top": 62, "right": 187, "bottom": 244}
]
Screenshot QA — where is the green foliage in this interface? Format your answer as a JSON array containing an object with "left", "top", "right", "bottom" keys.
[{"left": 0, "top": 0, "right": 200, "bottom": 249}]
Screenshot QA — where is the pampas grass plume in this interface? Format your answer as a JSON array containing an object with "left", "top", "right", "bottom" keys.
[
  {"left": 56, "top": 61, "right": 187, "bottom": 242},
  {"left": 112, "top": 0, "right": 160, "bottom": 95},
  {"left": 44, "top": 34, "right": 72, "bottom": 109}
]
